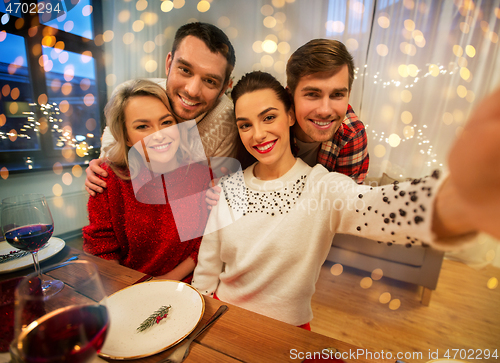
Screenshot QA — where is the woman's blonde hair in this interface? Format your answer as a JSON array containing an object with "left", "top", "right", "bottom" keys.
[{"left": 103, "top": 79, "right": 193, "bottom": 179}]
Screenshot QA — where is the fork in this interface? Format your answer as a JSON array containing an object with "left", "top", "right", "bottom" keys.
[{"left": 157, "top": 305, "right": 228, "bottom": 363}]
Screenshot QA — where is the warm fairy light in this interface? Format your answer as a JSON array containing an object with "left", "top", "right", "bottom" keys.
[
  {"left": 103, "top": 30, "right": 114, "bottom": 42},
  {"left": 278, "top": 29, "right": 292, "bottom": 41},
  {"left": 401, "top": 111, "right": 412, "bottom": 124},
  {"left": 360, "top": 277, "right": 373, "bottom": 289},
  {"left": 330, "top": 264, "right": 343, "bottom": 276},
  {"left": 61, "top": 83, "right": 72, "bottom": 95},
  {"left": 123, "top": 32, "right": 135, "bottom": 45},
  {"left": 11, "top": 87, "right": 20, "bottom": 100},
  {"left": 80, "top": 78, "right": 91, "bottom": 91},
  {"left": 62, "top": 172, "right": 73, "bottom": 185},
  {"left": 404, "top": 19, "right": 415, "bottom": 31},
  {"left": 350, "top": 1, "right": 365, "bottom": 15},
  {"left": 326, "top": 20, "right": 345, "bottom": 33},
  {"left": 197, "top": 0, "right": 210, "bottom": 12},
  {"left": 141, "top": 12, "right": 158, "bottom": 25},
  {"left": 143, "top": 41, "right": 155, "bottom": 53},
  {"left": 52, "top": 183, "right": 63, "bottom": 196},
  {"left": 401, "top": 90, "right": 412, "bottom": 103},
  {"left": 453, "top": 45, "right": 464, "bottom": 57},
  {"left": 155, "top": 34, "right": 167, "bottom": 46},
  {"left": 260, "top": 55, "right": 274, "bottom": 67},
  {"left": 217, "top": 16, "right": 230, "bottom": 29},
  {"left": 274, "top": 60, "right": 286, "bottom": 74},
  {"left": 371, "top": 268, "right": 383, "bottom": 280},
  {"left": 132, "top": 20, "right": 145, "bottom": 32},
  {"left": 81, "top": 51, "right": 92, "bottom": 63},
  {"left": 226, "top": 27, "right": 238, "bottom": 40},
  {"left": 460, "top": 67, "right": 470, "bottom": 81},
  {"left": 374, "top": 144, "right": 386, "bottom": 158},
  {"left": 2, "top": 84, "right": 10, "bottom": 97},
  {"left": 272, "top": 0, "right": 285, "bottom": 7},
  {"left": 253, "top": 41, "right": 263, "bottom": 53},
  {"left": 345, "top": 38, "right": 359, "bottom": 51},
  {"left": 453, "top": 109, "right": 464, "bottom": 124},
  {"left": 261, "top": 4, "right": 274, "bottom": 16},
  {"left": 379, "top": 292, "right": 391, "bottom": 304},
  {"left": 465, "top": 45, "right": 476, "bottom": 58},
  {"left": 84, "top": 94, "right": 95, "bottom": 107},
  {"left": 403, "top": 126, "right": 414, "bottom": 138},
  {"left": 274, "top": 12, "right": 286, "bottom": 23},
  {"left": 376, "top": 44, "right": 388, "bottom": 57},
  {"left": 0, "top": 167, "right": 8, "bottom": 180},
  {"left": 378, "top": 14, "right": 390, "bottom": 28},
  {"left": 15, "top": 18, "right": 24, "bottom": 29},
  {"left": 487, "top": 277, "right": 498, "bottom": 289},
  {"left": 136, "top": 0, "right": 148, "bottom": 11},
  {"left": 428, "top": 64, "right": 439, "bottom": 77},
  {"left": 118, "top": 10, "right": 131, "bottom": 22},
  {"left": 9, "top": 102, "right": 18, "bottom": 115},
  {"left": 460, "top": 22, "right": 470, "bottom": 34},
  {"left": 145, "top": 60, "right": 158, "bottom": 72},
  {"left": 0, "top": 114, "right": 6, "bottom": 127},
  {"left": 457, "top": 85, "right": 467, "bottom": 98},
  {"left": 486, "top": 249, "right": 496, "bottom": 262},
  {"left": 388, "top": 299, "right": 401, "bottom": 310},
  {"left": 86, "top": 118, "right": 97, "bottom": 131},
  {"left": 106, "top": 74, "right": 117, "bottom": 86},
  {"left": 274, "top": 42, "right": 288, "bottom": 55},
  {"left": 173, "top": 0, "right": 185, "bottom": 9},
  {"left": 466, "top": 90, "right": 475, "bottom": 103},
  {"left": 263, "top": 16, "right": 277, "bottom": 28},
  {"left": 72, "top": 165, "right": 83, "bottom": 177},
  {"left": 442, "top": 112, "right": 453, "bottom": 125},
  {"left": 82, "top": 5, "right": 93, "bottom": 16},
  {"left": 262, "top": 39, "right": 277, "bottom": 53},
  {"left": 59, "top": 100, "right": 70, "bottom": 113},
  {"left": 161, "top": 1, "right": 174, "bottom": 12},
  {"left": 8, "top": 129, "right": 17, "bottom": 142},
  {"left": 38, "top": 94, "right": 48, "bottom": 105},
  {"left": 389, "top": 134, "right": 401, "bottom": 147}
]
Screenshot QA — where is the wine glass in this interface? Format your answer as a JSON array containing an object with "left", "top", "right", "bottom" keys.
[
  {"left": 1, "top": 194, "right": 63, "bottom": 295},
  {"left": 9, "top": 260, "right": 109, "bottom": 363}
]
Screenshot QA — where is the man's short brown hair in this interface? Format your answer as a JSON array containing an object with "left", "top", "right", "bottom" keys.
[{"left": 286, "top": 39, "right": 354, "bottom": 95}]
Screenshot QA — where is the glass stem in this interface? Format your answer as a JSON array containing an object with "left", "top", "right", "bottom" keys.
[{"left": 31, "top": 250, "right": 42, "bottom": 281}]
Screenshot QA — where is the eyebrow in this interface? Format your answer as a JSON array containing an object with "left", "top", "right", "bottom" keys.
[
  {"left": 131, "top": 113, "right": 174, "bottom": 124},
  {"left": 236, "top": 107, "right": 278, "bottom": 122},
  {"left": 177, "top": 58, "right": 224, "bottom": 84},
  {"left": 300, "top": 86, "right": 349, "bottom": 93}
]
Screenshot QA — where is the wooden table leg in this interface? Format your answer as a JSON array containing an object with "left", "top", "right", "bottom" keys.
[{"left": 421, "top": 287, "right": 432, "bottom": 306}]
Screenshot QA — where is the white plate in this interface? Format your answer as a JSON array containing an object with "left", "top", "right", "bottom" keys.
[
  {"left": 99, "top": 280, "right": 205, "bottom": 360},
  {"left": 0, "top": 237, "right": 65, "bottom": 274}
]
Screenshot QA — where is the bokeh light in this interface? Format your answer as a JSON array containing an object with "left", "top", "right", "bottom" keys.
[
  {"left": 132, "top": 20, "right": 145, "bottom": 32},
  {"left": 161, "top": 1, "right": 174, "bottom": 12},
  {"left": 118, "top": 10, "right": 131, "bottom": 23},
  {"left": 52, "top": 183, "right": 63, "bottom": 196},
  {"left": 379, "top": 292, "right": 391, "bottom": 304},
  {"left": 371, "top": 268, "right": 383, "bottom": 280},
  {"left": 401, "top": 111, "right": 412, "bottom": 124},
  {"left": 262, "top": 39, "right": 277, "bottom": 53},
  {"left": 376, "top": 44, "right": 388, "bottom": 56},
  {"left": 72, "top": 165, "right": 83, "bottom": 177},
  {"left": 442, "top": 112, "right": 453, "bottom": 125},
  {"left": 84, "top": 93, "right": 95, "bottom": 106},
  {"left": 374, "top": 144, "right": 386, "bottom": 158},
  {"left": 330, "top": 263, "right": 343, "bottom": 276},
  {"left": 86, "top": 118, "right": 97, "bottom": 131},
  {"left": 389, "top": 134, "right": 401, "bottom": 147},
  {"left": 389, "top": 299, "right": 401, "bottom": 310},
  {"left": 378, "top": 14, "right": 390, "bottom": 28},
  {"left": 197, "top": 1, "right": 210, "bottom": 12},
  {"left": 487, "top": 277, "right": 498, "bottom": 289},
  {"left": 62, "top": 172, "right": 73, "bottom": 185},
  {"left": 0, "top": 167, "right": 9, "bottom": 180},
  {"left": 264, "top": 16, "right": 277, "bottom": 28},
  {"left": 401, "top": 90, "right": 412, "bottom": 103},
  {"left": 360, "top": 277, "right": 373, "bottom": 289},
  {"left": 403, "top": 125, "right": 414, "bottom": 138},
  {"left": 136, "top": 0, "right": 148, "bottom": 11}
]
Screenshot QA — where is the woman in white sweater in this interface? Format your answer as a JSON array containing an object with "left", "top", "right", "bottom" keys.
[{"left": 192, "top": 71, "right": 497, "bottom": 329}]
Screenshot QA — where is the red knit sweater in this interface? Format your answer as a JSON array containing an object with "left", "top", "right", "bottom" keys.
[{"left": 83, "top": 162, "right": 211, "bottom": 282}]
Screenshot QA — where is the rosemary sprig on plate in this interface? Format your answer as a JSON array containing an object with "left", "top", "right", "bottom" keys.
[{"left": 136, "top": 305, "right": 171, "bottom": 333}]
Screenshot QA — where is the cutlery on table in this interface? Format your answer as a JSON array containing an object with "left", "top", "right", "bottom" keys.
[{"left": 157, "top": 305, "right": 228, "bottom": 363}]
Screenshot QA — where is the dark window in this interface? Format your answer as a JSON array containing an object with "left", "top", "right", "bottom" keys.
[{"left": 0, "top": 0, "right": 105, "bottom": 173}]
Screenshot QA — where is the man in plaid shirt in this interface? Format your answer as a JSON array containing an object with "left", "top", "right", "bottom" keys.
[{"left": 287, "top": 39, "right": 369, "bottom": 184}]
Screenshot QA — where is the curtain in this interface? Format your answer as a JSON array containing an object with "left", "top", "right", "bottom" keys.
[{"left": 101, "top": 0, "right": 500, "bottom": 181}]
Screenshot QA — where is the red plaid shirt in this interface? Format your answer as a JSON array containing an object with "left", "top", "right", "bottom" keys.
[{"left": 294, "top": 105, "right": 369, "bottom": 184}]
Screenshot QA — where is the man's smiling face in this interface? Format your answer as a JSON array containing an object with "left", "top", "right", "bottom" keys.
[
  {"left": 292, "top": 65, "right": 351, "bottom": 143},
  {"left": 165, "top": 35, "right": 228, "bottom": 121}
]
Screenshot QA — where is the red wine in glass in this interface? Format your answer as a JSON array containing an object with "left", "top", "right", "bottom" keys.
[
  {"left": 1, "top": 194, "right": 63, "bottom": 295},
  {"left": 4, "top": 224, "right": 54, "bottom": 251},
  {"left": 15, "top": 305, "right": 109, "bottom": 363}
]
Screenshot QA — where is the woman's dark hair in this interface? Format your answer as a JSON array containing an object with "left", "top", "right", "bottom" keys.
[
  {"left": 231, "top": 71, "right": 292, "bottom": 111},
  {"left": 231, "top": 71, "right": 295, "bottom": 168}
]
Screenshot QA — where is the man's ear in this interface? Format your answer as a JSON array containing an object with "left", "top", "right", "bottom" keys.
[
  {"left": 288, "top": 107, "right": 296, "bottom": 127},
  {"left": 165, "top": 52, "right": 173, "bottom": 76},
  {"left": 219, "top": 78, "right": 233, "bottom": 99}
]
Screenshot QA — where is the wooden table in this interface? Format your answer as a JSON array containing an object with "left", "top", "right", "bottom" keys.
[{"left": 1, "top": 246, "right": 392, "bottom": 363}]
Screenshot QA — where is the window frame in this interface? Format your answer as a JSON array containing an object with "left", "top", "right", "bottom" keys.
[{"left": 0, "top": 0, "right": 106, "bottom": 174}]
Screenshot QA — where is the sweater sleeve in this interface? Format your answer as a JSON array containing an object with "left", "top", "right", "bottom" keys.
[
  {"left": 191, "top": 195, "right": 229, "bottom": 296},
  {"left": 320, "top": 168, "right": 473, "bottom": 250},
  {"left": 82, "top": 172, "right": 121, "bottom": 260}
]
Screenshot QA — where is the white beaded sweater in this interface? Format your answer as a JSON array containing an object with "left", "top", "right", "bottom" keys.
[{"left": 192, "top": 158, "right": 449, "bottom": 326}]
